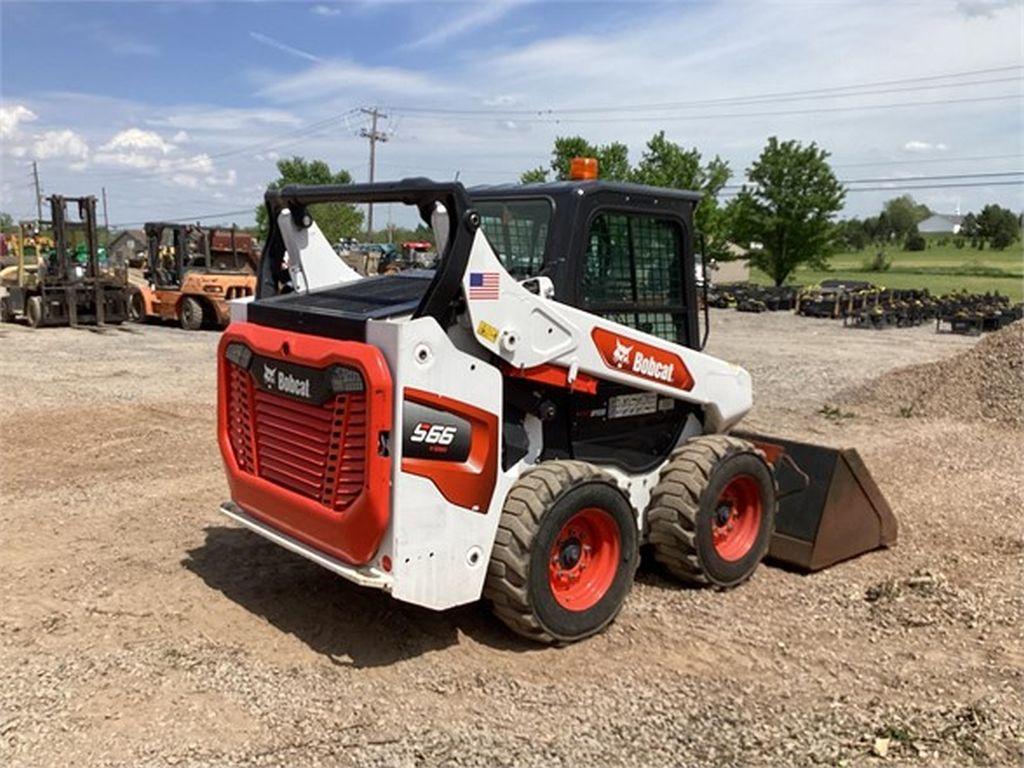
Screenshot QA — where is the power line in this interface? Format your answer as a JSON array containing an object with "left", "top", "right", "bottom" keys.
[
  {"left": 833, "top": 152, "right": 1024, "bottom": 169},
  {"left": 109, "top": 207, "right": 253, "bottom": 229},
  {"left": 841, "top": 180, "right": 1024, "bottom": 193},
  {"left": 719, "top": 179, "right": 1024, "bottom": 197},
  {"left": 722, "top": 170, "right": 1024, "bottom": 190},
  {"left": 842, "top": 170, "right": 1023, "bottom": 185},
  {"left": 73, "top": 108, "right": 361, "bottom": 185},
  {"left": 412, "top": 93, "right": 1021, "bottom": 125},
  {"left": 386, "top": 64, "right": 1022, "bottom": 117}
]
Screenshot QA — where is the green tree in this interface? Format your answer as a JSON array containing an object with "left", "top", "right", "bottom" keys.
[
  {"left": 729, "top": 137, "right": 845, "bottom": 286},
  {"left": 523, "top": 132, "right": 734, "bottom": 258},
  {"left": 837, "top": 218, "right": 869, "bottom": 250},
  {"left": 529, "top": 136, "right": 631, "bottom": 181},
  {"left": 881, "top": 195, "right": 930, "bottom": 242},
  {"left": 519, "top": 167, "right": 548, "bottom": 184},
  {"left": 961, "top": 212, "right": 979, "bottom": 238},
  {"left": 630, "top": 131, "right": 732, "bottom": 260},
  {"left": 976, "top": 204, "right": 1020, "bottom": 250},
  {"left": 0, "top": 211, "right": 13, "bottom": 230},
  {"left": 255, "top": 156, "right": 364, "bottom": 243}
]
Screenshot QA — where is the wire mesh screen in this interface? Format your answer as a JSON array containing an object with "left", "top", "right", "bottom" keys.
[
  {"left": 477, "top": 199, "right": 552, "bottom": 278},
  {"left": 584, "top": 214, "right": 635, "bottom": 303},
  {"left": 583, "top": 213, "right": 688, "bottom": 343}
]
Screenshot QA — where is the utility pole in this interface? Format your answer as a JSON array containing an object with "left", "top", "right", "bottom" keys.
[
  {"left": 31, "top": 161, "right": 43, "bottom": 227},
  {"left": 359, "top": 107, "right": 389, "bottom": 240},
  {"left": 101, "top": 187, "right": 110, "bottom": 245}
]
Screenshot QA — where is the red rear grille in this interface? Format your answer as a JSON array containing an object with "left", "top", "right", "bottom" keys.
[
  {"left": 226, "top": 366, "right": 367, "bottom": 511},
  {"left": 226, "top": 364, "right": 256, "bottom": 473}
]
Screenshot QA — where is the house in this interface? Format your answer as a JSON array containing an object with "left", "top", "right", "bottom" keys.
[
  {"left": 919, "top": 213, "right": 964, "bottom": 235},
  {"left": 107, "top": 229, "right": 147, "bottom": 267}
]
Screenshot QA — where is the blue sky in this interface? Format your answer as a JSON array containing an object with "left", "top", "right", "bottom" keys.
[{"left": 1, "top": 1, "right": 1022, "bottom": 228}]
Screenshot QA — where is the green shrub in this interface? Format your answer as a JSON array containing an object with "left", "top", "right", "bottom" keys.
[
  {"left": 862, "top": 250, "right": 892, "bottom": 271},
  {"left": 904, "top": 233, "right": 926, "bottom": 251}
]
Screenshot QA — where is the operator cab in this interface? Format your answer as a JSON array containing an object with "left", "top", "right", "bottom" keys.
[
  {"left": 251, "top": 159, "right": 701, "bottom": 352},
  {"left": 470, "top": 178, "right": 701, "bottom": 349}
]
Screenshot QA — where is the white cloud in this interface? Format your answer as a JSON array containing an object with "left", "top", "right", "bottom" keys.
[
  {"left": 249, "top": 32, "right": 322, "bottom": 63},
  {"left": 483, "top": 94, "right": 521, "bottom": 107},
  {"left": 92, "top": 25, "right": 160, "bottom": 57},
  {"left": 101, "top": 128, "right": 177, "bottom": 155},
  {"left": 111, "top": 39, "right": 160, "bottom": 57},
  {"left": 311, "top": 4, "right": 341, "bottom": 17},
  {"left": 171, "top": 173, "right": 200, "bottom": 189},
  {"left": 148, "top": 107, "right": 301, "bottom": 132},
  {"left": 405, "top": 0, "right": 522, "bottom": 49},
  {"left": 172, "top": 130, "right": 190, "bottom": 143},
  {"left": 0, "top": 104, "right": 38, "bottom": 139},
  {"left": 904, "top": 140, "right": 949, "bottom": 152},
  {"left": 205, "top": 168, "right": 238, "bottom": 187},
  {"left": 33, "top": 130, "right": 90, "bottom": 160},
  {"left": 957, "top": 1, "right": 1015, "bottom": 18},
  {"left": 258, "top": 59, "right": 448, "bottom": 102}
]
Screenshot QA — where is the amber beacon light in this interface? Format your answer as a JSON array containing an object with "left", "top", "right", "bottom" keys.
[{"left": 569, "top": 156, "right": 599, "bottom": 181}]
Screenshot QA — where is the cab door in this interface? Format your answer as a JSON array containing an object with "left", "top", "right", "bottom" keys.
[
  {"left": 561, "top": 206, "right": 699, "bottom": 473},
  {"left": 577, "top": 208, "right": 694, "bottom": 348}
]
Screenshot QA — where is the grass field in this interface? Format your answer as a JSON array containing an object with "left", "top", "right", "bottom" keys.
[{"left": 750, "top": 239, "right": 1024, "bottom": 302}]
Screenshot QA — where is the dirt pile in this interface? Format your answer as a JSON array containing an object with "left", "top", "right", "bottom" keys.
[
  {"left": 842, "top": 320, "right": 1024, "bottom": 425},
  {"left": 864, "top": 569, "right": 982, "bottom": 630}
]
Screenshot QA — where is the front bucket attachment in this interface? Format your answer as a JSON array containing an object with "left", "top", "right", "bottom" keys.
[{"left": 735, "top": 432, "right": 898, "bottom": 571}]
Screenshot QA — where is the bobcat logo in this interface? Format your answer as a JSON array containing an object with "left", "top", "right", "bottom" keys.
[
  {"left": 262, "top": 364, "right": 277, "bottom": 388},
  {"left": 612, "top": 339, "right": 633, "bottom": 368}
]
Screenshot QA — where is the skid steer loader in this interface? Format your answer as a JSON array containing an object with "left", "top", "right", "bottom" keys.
[{"left": 216, "top": 162, "right": 896, "bottom": 643}]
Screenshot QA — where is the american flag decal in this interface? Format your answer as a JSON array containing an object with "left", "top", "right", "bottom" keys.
[{"left": 468, "top": 271, "right": 500, "bottom": 300}]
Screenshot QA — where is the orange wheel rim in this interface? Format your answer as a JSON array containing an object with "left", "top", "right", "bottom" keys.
[
  {"left": 548, "top": 507, "right": 620, "bottom": 611},
  {"left": 711, "top": 475, "right": 763, "bottom": 562}
]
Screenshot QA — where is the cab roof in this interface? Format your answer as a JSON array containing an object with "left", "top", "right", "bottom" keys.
[{"left": 467, "top": 179, "right": 702, "bottom": 205}]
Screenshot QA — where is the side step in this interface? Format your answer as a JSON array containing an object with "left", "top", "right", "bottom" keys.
[{"left": 735, "top": 432, "right": 898, "bottom": 571}]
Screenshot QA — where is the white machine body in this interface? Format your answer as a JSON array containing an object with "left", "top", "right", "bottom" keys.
[{"left": 221, "top": 209, "right": 752, "bottom": 611}]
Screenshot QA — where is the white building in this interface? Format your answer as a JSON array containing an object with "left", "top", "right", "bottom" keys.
[{"left": 918, "top": 213, "right": 964, "bottom": 235}]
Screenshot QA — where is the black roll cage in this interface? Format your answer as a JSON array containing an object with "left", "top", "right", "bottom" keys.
[
  {"left": 258, "top": 179, "right": 478, "bottom": 327},
  {"left": 145, "top": 222, "right": 209, "bottom": 287}
]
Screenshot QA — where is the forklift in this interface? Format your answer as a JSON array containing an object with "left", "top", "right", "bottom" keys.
[
  {"left": 129, "top": 223, "right": 256, "bottom": 330},
  {"left": 0, "top": 195, "right": 129, "bottom": 328}
]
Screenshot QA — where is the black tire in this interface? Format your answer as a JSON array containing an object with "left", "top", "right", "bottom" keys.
[
  {"left": 26, "top": 295, "right": 43, "bottom": 328},
  {"left": 647, "top": 435, "right": 776, "bottom": 588},
  {"left": 0, "top": 296, "right": 12, "bottom": 324},
  {"left": 128, "top": 290, "right": 145, "bottom": 323},
  {"left": 484, "top": 460, "right": 639, "bottom": 644},
  {"left": 180, "top": 296, "right": 204, "bottom": 331}
]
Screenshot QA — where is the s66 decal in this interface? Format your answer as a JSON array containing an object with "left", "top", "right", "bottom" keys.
[{"left": 402, "top": 402, "right": 472, "bottom": 461}]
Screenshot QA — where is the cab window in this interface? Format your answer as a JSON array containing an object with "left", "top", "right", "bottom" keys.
[
  {"left": 476, "top": 199, "right": 551, "bottom": 279},
  {"left": 582, "top": 212, "right": 687, "bottom": 343}
]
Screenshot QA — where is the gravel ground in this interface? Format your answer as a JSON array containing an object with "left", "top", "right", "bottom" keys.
[{"left": 1, "top": 311, "right": 1021, "bottom": 767}]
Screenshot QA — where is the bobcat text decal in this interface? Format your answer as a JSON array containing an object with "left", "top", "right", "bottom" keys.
[{"left": 591, "top": 327, "right": 694, "bottom": 391}]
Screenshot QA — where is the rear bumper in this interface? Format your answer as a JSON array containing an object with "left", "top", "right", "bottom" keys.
[{"left": 218, "top": 501, "right": 392, "bottom": 591}]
